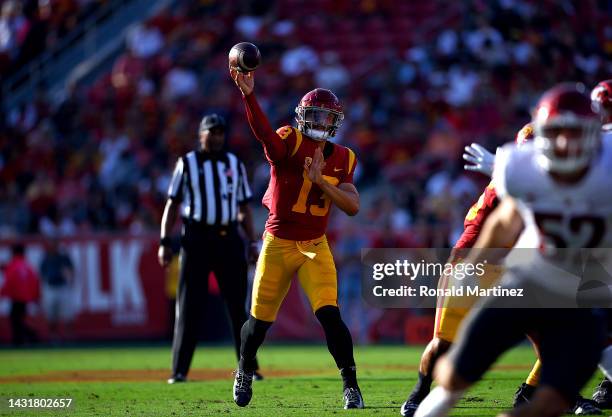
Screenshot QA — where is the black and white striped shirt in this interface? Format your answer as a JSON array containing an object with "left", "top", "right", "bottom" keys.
[{"left": 167, "top": 151, "right": 253, "bottom": 226}]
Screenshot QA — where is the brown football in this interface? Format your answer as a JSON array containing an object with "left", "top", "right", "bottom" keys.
[{"left": 228, "top": 42, "right": 261, "bottom": 73}]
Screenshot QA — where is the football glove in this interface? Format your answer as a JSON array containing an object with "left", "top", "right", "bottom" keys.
[{"left": 463, "top": 143, "right": 495, "bottom": 177}]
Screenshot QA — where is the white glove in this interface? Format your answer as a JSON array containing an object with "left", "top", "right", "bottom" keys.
[{"left": 463, "top": 143, "right": 495, "bottom": 177}]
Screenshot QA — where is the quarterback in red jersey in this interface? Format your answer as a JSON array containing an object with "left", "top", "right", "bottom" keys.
[{"left": 229, "top": 68, "right": 364, "bottom": 410}]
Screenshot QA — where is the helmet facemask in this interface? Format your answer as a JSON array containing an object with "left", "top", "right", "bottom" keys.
[
  {"left": 534, "top": 115, "right": 601, "bottom": 174},
  {"left": 295, "top": 106, "right": 343, "bottom": 141}
]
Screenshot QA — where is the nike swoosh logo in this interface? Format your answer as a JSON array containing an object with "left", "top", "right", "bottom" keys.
[{"left": 333, "top": 168, "right": 343, "bottom": 172}]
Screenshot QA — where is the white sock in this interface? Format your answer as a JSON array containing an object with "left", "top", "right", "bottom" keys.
[
  {"left": 599, "top": 345, "right": 612, "bottom": 381},
  {"left": 414, "top": 386, "right": 464, "bottom": 417}
]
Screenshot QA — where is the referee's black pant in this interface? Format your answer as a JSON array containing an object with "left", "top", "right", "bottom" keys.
[{"left": 171, "top": 223, "right": 256, "bottom": 376}]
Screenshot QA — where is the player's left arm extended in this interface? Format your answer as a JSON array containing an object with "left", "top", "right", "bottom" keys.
[{"left": 464, "top": 197, "right": 524, "bottom": 265}]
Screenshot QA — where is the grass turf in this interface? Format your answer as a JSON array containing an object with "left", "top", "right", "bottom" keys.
[{"left": 0, "top": 344, "right": 606, "bottom": 416}]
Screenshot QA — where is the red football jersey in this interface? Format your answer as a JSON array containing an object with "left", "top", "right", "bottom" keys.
[
  {"left": 243, "top": 93, "right": 357, "bottom": 241},
  {"left": 454, "top": 182, "right": 499, "bottom": 249}
]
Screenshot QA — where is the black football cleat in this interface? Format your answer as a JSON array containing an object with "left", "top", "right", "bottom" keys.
[
  {"left": 400, "top": 400, "right": 419, "bottom": 417},
  {"left": 571, "top": 396, "right": 602, "bottom": 415},
  {"left": 343, "top": 387, "right": 364, "bottom": 409},
  {"left": 592, "top": 378, "right": 612, "bottom": 408},
  {"left": 167, "top": 373, "right": 187, "bottom": 384},
  {"left": 253, "top": 371, "right": 264, "bottom": 381},
  {"left": 233, "top": 369, "right": 254, "bottom": 407},
  {"left": 513, "top": 382, "right": 536, "bottom": 408}
]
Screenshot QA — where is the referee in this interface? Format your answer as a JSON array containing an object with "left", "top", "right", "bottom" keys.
[{"left": 158, "top": 113, "right": 260, "bottom": 384}]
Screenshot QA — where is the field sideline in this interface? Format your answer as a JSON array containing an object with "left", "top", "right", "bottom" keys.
[{"left": 0, "top": 345, "right": 606, "bottom": 416}]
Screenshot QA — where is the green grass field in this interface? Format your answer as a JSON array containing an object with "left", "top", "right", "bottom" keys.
[{"left": 0, "top": 344, "right": 606, "bottom": 416}]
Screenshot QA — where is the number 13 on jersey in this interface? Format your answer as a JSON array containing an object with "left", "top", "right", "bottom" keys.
[{"left": 292, "top": 172, "right": 340, "bottom": 216}]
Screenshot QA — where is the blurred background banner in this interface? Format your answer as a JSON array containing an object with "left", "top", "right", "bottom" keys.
[
  {"left": 0, "top": 234, "right": 433, "bottom": 344},
  {"left": 0, "top": 234, "right": 392, "bottom": 344},
  {"left": 0, "top": 234, "right": 168, "bottom": 342}
]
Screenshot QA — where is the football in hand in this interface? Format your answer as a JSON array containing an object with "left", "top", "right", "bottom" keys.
[{"left": 228, "top": 42, "right": 261, "bottom": 73}]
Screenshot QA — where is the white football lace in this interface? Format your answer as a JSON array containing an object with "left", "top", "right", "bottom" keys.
[
  {"left": 235, "top": 371, "right": 253, "bottom": 391},
  {"left": 345, "top": 388, "right": 361, "bottom": 404}
]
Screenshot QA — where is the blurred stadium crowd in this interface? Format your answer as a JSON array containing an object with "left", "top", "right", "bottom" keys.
[
  {"left": 1, "top": 0, "right": 611, "bottom": 334},
  {"left": 0, "top": 0, "right": 106, "bottom": 77}
]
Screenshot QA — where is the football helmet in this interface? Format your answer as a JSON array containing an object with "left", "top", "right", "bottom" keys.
[
  {"left": 591, "top": 79, "right": 612, "bottom": 129},
  {"left": 295, "top": 88, "right": 344, "bottom": 141},
  {"left": 515, "top": 122, "right": 534, "bottom": 146},
  {"left": 533, "top": 83, "right": 601, "bottom": 174}
]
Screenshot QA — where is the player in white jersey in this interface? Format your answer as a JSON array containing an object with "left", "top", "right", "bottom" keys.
[
  {"left": 463, "top": 130, "right": 603, "bottom": 415},
  {"left": 414, "top": 83, "right": 608, "bottom": 417},
  {"left": 463, "top": 80, "right": 612, "bottom": 414}
]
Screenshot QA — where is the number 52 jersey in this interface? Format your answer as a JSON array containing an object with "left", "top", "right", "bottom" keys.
[{"left": 494, "top": 133, "right": 612, "bottom": 251}]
